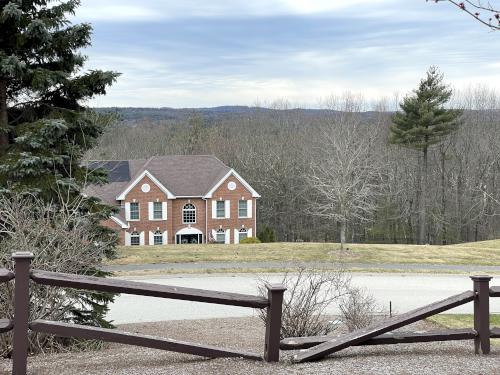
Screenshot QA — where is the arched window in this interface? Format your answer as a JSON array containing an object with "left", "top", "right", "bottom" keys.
[
  {"left": 130, "top": 231, "right": 140, "bottom": 246},
  {"left": 153, "top": 230, "right": 163, "bottom": 245},
  {"left": 239, "top": 228, "right": 248, "bottom": 242},
  {"left": 183, "top": 203, "right": 196, "bottom": 224},
  {"left": 216, "top": 229, "right": 225, "bottom": 243}
]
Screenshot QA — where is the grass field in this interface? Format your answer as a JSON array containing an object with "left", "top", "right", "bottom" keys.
[
  {"left": 106, "top": 239, "right": 500, "bottom": 266},
  {"left": 427, "top": 314, "right": 500, "bottom": 346}
]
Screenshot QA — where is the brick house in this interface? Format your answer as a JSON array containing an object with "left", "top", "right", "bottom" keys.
[{"left": 85, "top": 155, "right": 260, "bottom": 246}]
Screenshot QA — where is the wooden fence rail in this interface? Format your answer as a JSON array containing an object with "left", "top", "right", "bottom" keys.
[
  {"left": 3, "top": 252, "right": 286, "bottom": 375},
  {"left": 291, "top": 275, "right": 498, "bottom": 363}
]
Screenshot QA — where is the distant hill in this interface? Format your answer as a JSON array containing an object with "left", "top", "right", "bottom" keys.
[{"left": 95, "top": 106, "right": 383, "bottom": 123}]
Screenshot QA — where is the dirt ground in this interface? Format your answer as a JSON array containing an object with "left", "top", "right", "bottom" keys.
[{"left": 0, "top": 317, "right": 498, "bottom": 375}]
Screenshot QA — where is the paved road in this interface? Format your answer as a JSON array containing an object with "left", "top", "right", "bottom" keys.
[
  {"left": 106, "top": 273, "right": 500, "bottom": 324},
  {"left": 103, "top": 261, "right": 500, "bottom": 273}
]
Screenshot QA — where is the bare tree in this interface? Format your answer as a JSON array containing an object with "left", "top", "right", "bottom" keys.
[
  {"left": 306, "top": 96, "right": 384, "bottom": 249},
  {"left": 431, "top": 0, "right": 500, "bottom": 30}
]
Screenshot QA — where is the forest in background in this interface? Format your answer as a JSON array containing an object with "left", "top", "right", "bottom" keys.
[{"left": 86, "top": 87, "right": 500, "bottom": 245}]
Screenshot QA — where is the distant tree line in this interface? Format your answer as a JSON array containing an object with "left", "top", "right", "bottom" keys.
[{"left": 86, "top": 76, "right": 500, "bottom": 246}]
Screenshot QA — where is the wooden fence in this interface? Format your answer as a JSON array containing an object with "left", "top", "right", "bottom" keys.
[
  {"left": 1, "top": 252, "right": 286, "bottom": 375},
  {"left": 1, "top": 252, "right": 499, "bottom": 373},
  {"left": 282, "top": 275, "right": 499, "bottom": 362}
]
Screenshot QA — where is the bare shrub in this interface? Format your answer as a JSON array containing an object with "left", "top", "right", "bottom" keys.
[
  {"left": 339, "top": 287, "right": 378, "bottom": 332},
  {"left": 257, "top": 267, "right": 351, "bottom": 339},
  {"left": 0, "top": 193, "right": 116, "bottom": 357}
]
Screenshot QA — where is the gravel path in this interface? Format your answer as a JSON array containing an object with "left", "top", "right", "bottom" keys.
[
  {"left": 0, "top": 317, "right": 498, "bottom": 375},
  {"left": 103, "top": 261, "right": 500, "bottom": 274}
]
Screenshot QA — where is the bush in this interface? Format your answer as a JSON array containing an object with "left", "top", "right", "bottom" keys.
[
  {"left": 257, "top": 267, "right": 351, "bottom": 338},
  {"left": 239, "top": 237, "right": 261, "bottom": 244},
  {"left": 0, "top": 193, "right": 116, "bottom": 356},
  {"left": 339, "top": 287, "right": 378, "bottom": 332},
  {"left": 257, "top": 226, "right": 275, "bottom": 243}
]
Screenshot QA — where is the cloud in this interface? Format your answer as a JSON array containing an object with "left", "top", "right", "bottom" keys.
[
  {"left": 79, "top": 1, "right": 500, "bottom": 107},
  {"left": 76, "top": 0, "right": 404, "bottom": 22}
]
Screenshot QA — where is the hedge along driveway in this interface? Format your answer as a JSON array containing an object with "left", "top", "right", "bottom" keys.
[{"left": 105, "top": 240, "right": 500, "bottom": 267}]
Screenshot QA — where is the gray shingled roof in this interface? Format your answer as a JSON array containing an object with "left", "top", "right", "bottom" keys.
[{"left": 84, "top": 156, "right": 231, "bottom": 206}]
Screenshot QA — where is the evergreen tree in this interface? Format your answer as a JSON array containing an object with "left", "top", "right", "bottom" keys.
[
  {"left": 390, "top": 66, "right": 461, "bottom": 244},
  {"left": 0, "top": 1, "right": 119, "bottom": 328}
]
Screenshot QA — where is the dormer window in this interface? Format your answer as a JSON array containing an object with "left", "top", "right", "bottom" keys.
[{"left": 183, "top": 203, "right": 196, "bottom": 224}]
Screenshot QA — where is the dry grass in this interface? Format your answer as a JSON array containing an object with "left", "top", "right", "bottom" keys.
[
  {"left": 106, "top": 240, "right": 500, "bottom": 267},
  {"left": 427, "top": 314, "right": 500, "bottom": 346}
]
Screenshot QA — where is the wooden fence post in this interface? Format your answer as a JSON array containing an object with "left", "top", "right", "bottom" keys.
[
  {"left": 264, "top": 283, "right": 286, "bottom": 362},
  {"left": 471, "top": 275, "right": 492, "bottom": 355},
  {"left": 12, "top": 252, "right": 33, "bottom": 375}
]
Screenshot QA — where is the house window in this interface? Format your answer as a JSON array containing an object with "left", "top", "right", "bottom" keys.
[
  {"left": 130, "top": 202, "right": 139, "bottom": 220},
  {"left": 239, "top": 228, "right": 248, "bottom": 242},
  {"left": 153, "top": 230, "right": 163, "bottom": 245},
  {"left": 216, "top": 201, "right": 225, "bottom": 218},
  {"left": 130, "top": 231, "right": 140, "bottom": 246},
  {"left": 238, "top": 200, "right": 248, "bottom": 218},
  {"left": 183, "top": 203, "right": 196, "bottom": 223},
  {"left": 153, "top": 202, "right": 163, "bottom": 220},
  {"left": 216, "top": 229, "right": 225, "bottom": 243}
]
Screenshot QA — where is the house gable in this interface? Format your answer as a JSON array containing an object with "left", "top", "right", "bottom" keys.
[
  {"left": 204, "top": 169, "right": 260, "bottom": 199},
  {"left": 116, "top": 170, "right": 176, "bottom": 200},
  {"left": 110, "top": 215, "right": 129, "bottom": 229}
]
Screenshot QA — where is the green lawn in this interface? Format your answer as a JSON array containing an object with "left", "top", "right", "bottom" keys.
[
  {"left": 427, "top": 314, "right": 500, "bottom": 346},
  {"left": 106, "top": 240, "right": 500, "bottom": 266}
]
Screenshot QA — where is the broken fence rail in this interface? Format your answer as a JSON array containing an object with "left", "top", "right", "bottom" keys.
[{"left": 292, "top": 275, "right": 498, "bottom": 363}]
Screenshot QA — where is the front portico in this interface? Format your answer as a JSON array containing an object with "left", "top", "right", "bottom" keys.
[{"left": 176, "top": 227, "right": 203, "bottom": 244}]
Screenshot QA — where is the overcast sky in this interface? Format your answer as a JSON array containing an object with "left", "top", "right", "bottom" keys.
[{"left": 76, "top": 0, "right": 499, "bottom": 108}]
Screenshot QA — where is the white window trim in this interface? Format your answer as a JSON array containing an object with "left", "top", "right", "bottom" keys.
[
  {"left": 215, "top": 229, "right": 226, "bottom": 244},
  {"left": 130, "top": 231, "right": 141, "bottom": 246},
  {"left": 215, "top": 200, "right": 226, "bottom": 219},
  {"left": 237, "top": 228, "right": 248, "bottom": 243},
  {"left": 128, "top": 202, "right": 140, "bottom": 221},
  {"left": 153, "top": 230, "right": 163, "bottom": 245},
  {"left": 182, "top": 203, "right": 197, "bottom": 224},
  {"left": 238, "top": 200, "right": 248, "bottom": 219},
  {"left": 149, "top": 201, "right": 165, "bottom": 221},
  {"left": 125, "top": 231, "right": 131, "bottom": 246}
]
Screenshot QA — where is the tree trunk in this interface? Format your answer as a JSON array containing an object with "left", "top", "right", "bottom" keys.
[
  {"left": 440, "top": 149, "right": 447, "bottom": 245},
  {"left": 0, "top": 79, "right": 8, "bottom": 147},
  {"left": 339, "top": 220, "right": 346, "bottom": 250},
  {"left": 419, "top": 148, "right": 428, "bottom": 244}
]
